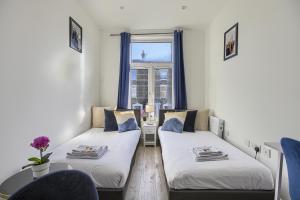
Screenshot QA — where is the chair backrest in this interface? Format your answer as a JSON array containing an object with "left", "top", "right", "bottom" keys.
[
  {"left": 281, "top": 138, "right": 300, "bottom": 200},
  {"left": 9, "top": 170, "right": 99, "bottom": 200}
]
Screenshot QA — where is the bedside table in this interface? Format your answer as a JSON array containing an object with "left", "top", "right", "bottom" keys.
[{"left": 142, "top": 122, "right": 157, "bottom": 147}]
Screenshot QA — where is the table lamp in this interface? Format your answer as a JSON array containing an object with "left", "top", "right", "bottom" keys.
[{"left": 145, "top": 104, "right": 154, "bottom": 122}]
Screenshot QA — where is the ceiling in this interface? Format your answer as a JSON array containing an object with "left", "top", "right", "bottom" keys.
[{"left": 77, "top": 0, "right": 228, "bottom": 29}]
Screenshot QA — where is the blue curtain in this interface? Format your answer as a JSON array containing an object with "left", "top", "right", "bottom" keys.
[
  {"left": 174, "top": 30, "right": 187, "bottom": 109},
  {"left": 117, "top": 32, "right": 131, "bottom": 109}
]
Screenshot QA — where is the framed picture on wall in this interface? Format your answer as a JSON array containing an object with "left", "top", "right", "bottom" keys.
[
  {"left": 224, "top": 23, "right": 238, "bottom": 60},
  {"left": 69, "top": 17, "right": 82, "bottom": 53}
]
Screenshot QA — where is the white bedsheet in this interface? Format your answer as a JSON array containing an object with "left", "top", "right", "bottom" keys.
[
  {"left": 52, "top": 128, "right": 140, "bottom": 188},
  {"left": 158, "top": 128, "right": 274, "bottom": 190}
]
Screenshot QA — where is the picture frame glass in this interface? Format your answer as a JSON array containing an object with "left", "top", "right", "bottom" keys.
[
  {"left": 69, "top": 17, "right": 82, "bottom": 53},
  {"left": 224, "top": 23, "right": 238, "bottom": 60}
]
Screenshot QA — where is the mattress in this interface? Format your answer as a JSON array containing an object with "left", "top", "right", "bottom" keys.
[
  {"left": 158, "top": 128, "right": 274, "bottom": 190},
  {"left": 52, "top": 128, "right": 140, "bottom": 188}
]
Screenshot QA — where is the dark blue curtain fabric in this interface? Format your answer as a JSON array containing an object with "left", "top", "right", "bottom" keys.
[
  {"left": 281, "top": 138, "right": 300, "bottom": 200},
  {"left": 117, "top": 32, "right": 131, "bottom": 109},
  {"left": 174, "top": 30, "right": 187, "bottom": 109}
]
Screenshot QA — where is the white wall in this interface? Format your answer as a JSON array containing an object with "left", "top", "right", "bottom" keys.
[
  {"left": 99, "top": 28, "right": 206, "bottom": 110},
  {"left": 184, "top": 29, "right": 206, "bottom": 110},
  {"left": 0, "top": 0, "right": 100, "bottom": 182},
  {"left": 205, "top": 0, "right": 300, "bottom": 199},
  {"left": 98, "top": 29, "right": 123, "bottom": 107}
]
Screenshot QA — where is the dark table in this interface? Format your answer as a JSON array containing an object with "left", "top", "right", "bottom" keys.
[{"left": 0, "top": 163, "right": 71, "bottom": 199}]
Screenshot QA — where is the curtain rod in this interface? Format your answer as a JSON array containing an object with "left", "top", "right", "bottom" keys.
[{"left": 110, "top": 32, "right": 174, "bottom": 36}]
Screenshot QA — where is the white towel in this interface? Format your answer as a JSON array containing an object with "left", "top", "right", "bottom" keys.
[
  {"left": 193, "top": 146, "right": 228, "bottom": 162},
  {"left": 72, "top": 145, "right": 99, "bottom": 153},
  {"left": 67, "top": 145, "right": 108, "bottom": 159},
  {"left": 195, "top": 154, "right": 229, "bottom": 162}
]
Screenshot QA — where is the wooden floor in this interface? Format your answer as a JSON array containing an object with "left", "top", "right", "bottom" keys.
[{"left": 125, "top": 145, "right": 168, "bottom": 200}]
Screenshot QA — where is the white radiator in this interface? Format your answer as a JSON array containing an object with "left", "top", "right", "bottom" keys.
[{"left": 209, "top": 116, "right": 224, "bottom": 138}]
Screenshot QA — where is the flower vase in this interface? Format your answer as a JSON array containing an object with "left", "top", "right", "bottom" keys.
[{"left": 31, "top": 162, "right": 50, "bottom": 178}]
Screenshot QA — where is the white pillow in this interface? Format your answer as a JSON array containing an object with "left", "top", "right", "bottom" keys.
[
  {"left": 92, "top": 106, "right": 111, "bottom": 128},
  {"left": 195, "top": 109, "right": 210, "bottom": 131},
  {"left": 164, "top": 111, "right": 187, "bottom": 125}
]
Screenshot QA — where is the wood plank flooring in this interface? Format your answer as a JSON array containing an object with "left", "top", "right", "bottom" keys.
[{"left": 126, "top": 146, "right": 168, "bottom": 200}]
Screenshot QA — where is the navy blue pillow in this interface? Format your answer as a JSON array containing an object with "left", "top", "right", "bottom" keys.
[
  {"left": 161, "top": 118, "right": 184, "bottom": 133},
  {"left": 183, "top": 110, "right": 198, "bottom": 132},
  {"left": 104, "top": 109, "right": 118, "bottom": 132}
]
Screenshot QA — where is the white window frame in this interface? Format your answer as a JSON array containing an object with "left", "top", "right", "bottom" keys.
[{"left": 128, "top": 37, "right": 174, "bottom": 109}]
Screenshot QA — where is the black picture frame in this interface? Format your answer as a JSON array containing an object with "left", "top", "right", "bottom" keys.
[
  {"left": 224, "top": 23, "right": 238, "bottom": 61},
  {"left": 69, "top": 17, "right": 82, "bottom": 53}
]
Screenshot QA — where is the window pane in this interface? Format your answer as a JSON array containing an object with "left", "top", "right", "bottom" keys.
[
  {"left": 131, "top": 42, "right": 172, "bottom": 63},
  {"left": 130, "top": 69, "right": 148, "bottom": 109},
  {"left": 154, "top": 68, "right": 173, "bottom": 116}
]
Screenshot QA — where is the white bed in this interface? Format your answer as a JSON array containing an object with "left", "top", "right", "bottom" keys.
[
  {"left": 52, "top": 128, "right": 140, "bottom": 189},
  {"left": 158, "top": 128, "right": 274, "bottom": 190}
]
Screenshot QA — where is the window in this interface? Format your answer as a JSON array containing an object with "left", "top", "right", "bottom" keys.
[
  {"left": 155, "top": 68, "right": 172, "bottom": 109},
  {"left": 129, "top": 41, "right": 173, "bottom": 117},
  {"left": 131, "top": 42, "right": 172, "bottom": 63},
  {"left": 130, "top": 69, "right": 148, "bottom": 106}
]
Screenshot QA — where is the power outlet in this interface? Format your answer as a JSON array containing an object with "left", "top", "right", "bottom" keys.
[
  {"left": 250, "top": 142, "right": 261, "bottom": 153},
  {"left": 262, "top": 146, "right": 272, "bottom": 158}
]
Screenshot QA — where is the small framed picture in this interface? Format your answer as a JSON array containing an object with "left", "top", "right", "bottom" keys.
[
  {"left": 69, "top": 17, "right": 82, "bottom": 53},
  {"left": 224, "top": 23, "right": 238, "bottom": 60}
]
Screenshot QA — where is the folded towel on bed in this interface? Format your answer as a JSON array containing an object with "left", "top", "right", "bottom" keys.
[
  {"left": 67, "top": 145, "right": 108, "bottom": 159},
  {"left": 193, "top": 146, "right": 228, "bottom": 162},
  {"left": 194, "top": 154, "right": 229, "bottom": 162},
  {"left": 72, "top": 145, "right": 100, "bottom": 153}
]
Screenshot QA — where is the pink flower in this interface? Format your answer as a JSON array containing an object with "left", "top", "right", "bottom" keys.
[{"left": 30, "top": 136, "right": 50, "bottom": 150}]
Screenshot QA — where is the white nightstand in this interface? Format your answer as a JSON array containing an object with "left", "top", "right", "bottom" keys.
[{"left": 142, "top": 122, "right": 157, "bottom": 147}]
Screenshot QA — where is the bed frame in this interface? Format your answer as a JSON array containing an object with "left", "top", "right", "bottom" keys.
[
  {"left": 96, "top": 139, "right": 138, "bottom": 200},
  {"left": 160, "top": 146, "right": 274, "bottom": 200},
  {"left": 158, "top": 110, "right": 275, "bottom": 200},
  {"left": 94, "top": 109, "right": 141, "bottom": 200}
]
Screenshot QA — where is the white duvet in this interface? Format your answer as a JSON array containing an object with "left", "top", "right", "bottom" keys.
[
  {"left": 52, "top": 128, "right": 140, "bottom": 188},
  {"left": 158, "top": 128, "right": 274, "bottom": 190}
]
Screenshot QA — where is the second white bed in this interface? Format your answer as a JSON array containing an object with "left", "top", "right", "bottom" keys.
[
  {"left": 52, "top": 128, "right": 140, "bottom": 189},
  {"left": 159, "top": 128, "right": 274, "bottom": 190}
]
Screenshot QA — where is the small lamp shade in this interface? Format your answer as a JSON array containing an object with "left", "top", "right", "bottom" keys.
[{"left": 145, "top": 105, "right": 154, "bottom": 113}]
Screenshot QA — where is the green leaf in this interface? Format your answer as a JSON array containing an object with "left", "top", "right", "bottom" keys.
[
  {"left": 41, "top": 158, "right": 49, "bottom": 164},
  {"left": 42, "top": 152, "right": 52, "bottom": 160},
  {"left": 28, "top": 157, "right": 41, "bottom": 164},
  {"left": 41, "top": 152, "right": 52, "bottom": 163},
  {"left": 22, "top": 163, "right": 35, "bottom": 170}
]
